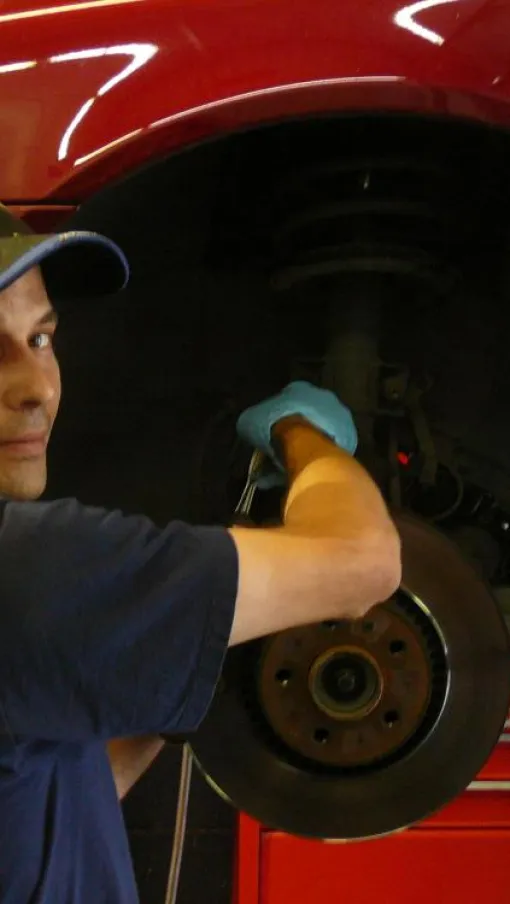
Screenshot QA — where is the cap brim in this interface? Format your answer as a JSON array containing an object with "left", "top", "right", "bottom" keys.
[{"left": 0, "top": 231, "right": 129, "bottom": 301}]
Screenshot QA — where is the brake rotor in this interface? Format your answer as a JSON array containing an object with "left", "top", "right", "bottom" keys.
[
  {"left": 257, "top": 595, "right": 440, "bottom": 769},
  {"left": 191, "top": 513, "right": 510, "bottom": 839}
]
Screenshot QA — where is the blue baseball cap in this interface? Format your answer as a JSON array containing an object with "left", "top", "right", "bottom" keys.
[{"left": 0, "top": 204, "right": 129, "bottom": 301}]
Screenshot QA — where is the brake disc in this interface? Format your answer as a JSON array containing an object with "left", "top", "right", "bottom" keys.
[{"left": 191, "top": 513, "right": 510, "bottom": 840}]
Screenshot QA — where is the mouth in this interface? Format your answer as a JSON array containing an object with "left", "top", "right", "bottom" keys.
[{"left": 0, "top": 433, "right": 48, "bottom": 459}]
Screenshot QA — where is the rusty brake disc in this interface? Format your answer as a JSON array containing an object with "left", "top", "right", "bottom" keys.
[{"left": 191, "top": 513, "right": 510, "bottom": 840}]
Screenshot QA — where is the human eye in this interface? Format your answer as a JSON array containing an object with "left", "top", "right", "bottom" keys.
[{"left": 29, "top": 332, "right": 54, "bottom": 351}]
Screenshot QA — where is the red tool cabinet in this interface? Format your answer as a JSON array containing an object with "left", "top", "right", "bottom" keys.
[{"left": 234, "top": 720, "right": 510, "bottom": 904}]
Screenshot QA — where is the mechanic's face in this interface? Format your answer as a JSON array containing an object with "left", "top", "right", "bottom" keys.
[{"left": 0, "top": 268, "right": 60, "bottom": 500}]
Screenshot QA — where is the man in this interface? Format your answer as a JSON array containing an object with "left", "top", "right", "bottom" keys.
[{"left": 0, "top": 204, "right": 401, "bottom": 903}]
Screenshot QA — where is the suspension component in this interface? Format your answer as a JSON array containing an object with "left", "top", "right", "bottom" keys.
[
  {"left": 321, "top": 277, "right": 381, "bottom": 446},
  {"left": 271, "top": 156, "right": 460, "bottom": 433},
  {"left": 255, "top": 593, "right": 444, "bottom": 769},
  {"left": 271, "top": 156, "right": 458, "bottom": 297},
  {"left": 270, "top": 154, "right": 464, "bottom": 488}
]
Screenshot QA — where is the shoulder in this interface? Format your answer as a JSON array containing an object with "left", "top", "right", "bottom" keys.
[
  {"left": 0, "top": 497, "right": 237, "bottom": 591},
  {"left": 0, "top": 498, "right": 156, "bottom": 553}
]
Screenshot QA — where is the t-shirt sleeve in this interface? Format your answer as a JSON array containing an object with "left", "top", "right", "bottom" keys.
[{"left": 0, "top": 498, "right": 238, "bottom": 742}]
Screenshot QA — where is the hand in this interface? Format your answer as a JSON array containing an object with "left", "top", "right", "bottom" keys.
[{"left": 236, "top": 381, "right": 357, "bottom": 482}]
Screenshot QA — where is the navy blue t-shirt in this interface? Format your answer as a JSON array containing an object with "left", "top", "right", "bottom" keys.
[{"left": 0, "top": 498, "right": 238, "bottom": 903}]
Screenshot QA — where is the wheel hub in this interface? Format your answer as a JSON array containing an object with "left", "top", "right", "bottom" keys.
[
  {"left": 309, "top": 646, "right": 383, "bottom": 720},
  {"left": 257, "top": 594, "right": 442, "bottom": 768}
]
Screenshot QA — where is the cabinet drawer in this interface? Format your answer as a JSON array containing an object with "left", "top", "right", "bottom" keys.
[
  {"left": 235, "top": 721, "right": 510, "bottom": 904},
  {"left": 425, "top": 788, "right": 510, "bottom": 827},
  {"left": 477, "top": 724, "right": 510, "bottom": 779},
  {"left": 260, "top": 830, "right": 510, "bottom": 904}
]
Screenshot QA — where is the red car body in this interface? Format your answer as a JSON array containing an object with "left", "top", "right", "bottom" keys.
[
  {"left": 0, "top": 0, "right": 509, "bottom": 205},
  {"left": 3, "top": 6, "right": 510, "bottom": 904}
]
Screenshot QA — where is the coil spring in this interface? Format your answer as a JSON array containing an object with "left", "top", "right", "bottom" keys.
[{"left": 270, "top": 157, "right": 459, "bottom": 297}]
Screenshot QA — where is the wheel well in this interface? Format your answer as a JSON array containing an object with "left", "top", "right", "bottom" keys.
[{"left": 49, "top": 113, "right": 510, "bottom": 540}]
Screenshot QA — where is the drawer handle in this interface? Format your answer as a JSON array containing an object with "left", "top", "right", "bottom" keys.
[{"left": 468, "top": 781, "right": 510, "bottom": 792}]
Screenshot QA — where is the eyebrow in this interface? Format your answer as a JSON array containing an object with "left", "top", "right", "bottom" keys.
[{"left": 37, "top": 308, "right": 59, "bottom": 327}]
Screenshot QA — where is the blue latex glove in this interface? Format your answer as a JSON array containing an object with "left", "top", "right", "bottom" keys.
[{"left": 237, "top": 381, "right": 357, "bottom": 486}]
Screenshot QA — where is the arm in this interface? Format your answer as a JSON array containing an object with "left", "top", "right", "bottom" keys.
[
  {"left": 228, "top": 417, "right": 401, "bottom": 646},
  {"left": 105, "top": 420, "right": 393, "bottom": 795},
  {"left": 105, "top": 420, "right": 394, "bottom": 793},
  {"left": 0, "top": 392, "right": 397, "bottom": 744},
  {"left": 107, "top": 736, "right": 166, "bottom": 799}
]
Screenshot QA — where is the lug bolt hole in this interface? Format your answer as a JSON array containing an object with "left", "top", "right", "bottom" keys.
[
  {"left": 275, "top": 669, "right": 292, "bottom": 686},
  {"left": 389, "top": 640, "right": 406, "bottom": 655},
  {"left": 313, "top": 728, "right": 330, "bottom": 744},
  {"left": 384, "top": 709, "right": 400, "bottom": 727}
]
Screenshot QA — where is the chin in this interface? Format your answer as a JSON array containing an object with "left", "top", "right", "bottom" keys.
[{"left": 0, "top": 462, "right": 47, "bottom": 502}]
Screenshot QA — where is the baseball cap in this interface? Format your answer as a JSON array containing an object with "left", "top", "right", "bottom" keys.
[{"left": 0, "top": 204, "right": 129, "bottom": 301}]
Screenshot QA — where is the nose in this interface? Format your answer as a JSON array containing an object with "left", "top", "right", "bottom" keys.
[{"left": 3, "top": 349, "right": 57, "bottom": 412}]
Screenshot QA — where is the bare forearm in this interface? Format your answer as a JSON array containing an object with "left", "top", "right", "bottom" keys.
[
  {"left": 107, "top": 736, "right": 165, "bottom": 799},
  {"left": 277, "top": 419, "right": 396, "bottom": 541},
  {"left": 279, "top": 420, "right": 400, "bottom": 603},
  {"left": 228, "top": 422, "right": 401, "bottom": 645}
]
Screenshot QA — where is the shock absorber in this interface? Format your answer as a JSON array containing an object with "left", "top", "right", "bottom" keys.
[
  {"left": 321, "top": 275, "right": 381, "bottom": 447},
  {"left": 270, "top": 155, "right": 459, "bottom": 453}
]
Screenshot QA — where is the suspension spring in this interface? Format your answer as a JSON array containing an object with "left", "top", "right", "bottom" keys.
[{"left": 270, "top": 155, "right": 460, "bottom": 442}]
